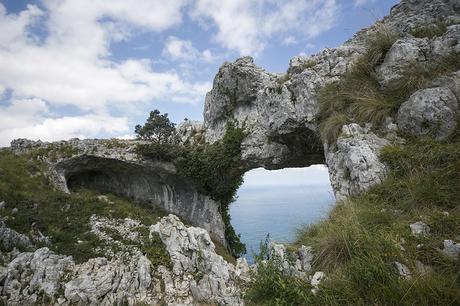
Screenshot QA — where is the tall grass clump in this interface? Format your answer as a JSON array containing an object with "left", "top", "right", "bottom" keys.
[
  {"left": 318, "top": 28, "right": 400, "bottom": 144},
  {"left": 410, "top": 21, "right": 448, "bottom": 39},
  {"left": 318, "top": 25, "right": 460, "bottom": 145}
]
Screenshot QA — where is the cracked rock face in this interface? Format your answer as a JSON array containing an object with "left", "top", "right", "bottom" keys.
[
  {"left": 152, "top": 214, "right": 248, "bottom": 305},
  {"left": 0, "top": 215, "right": 251, "bottom": 306},
  {"left": 325, "top": 124, "right": 391, "bottom": 201}
]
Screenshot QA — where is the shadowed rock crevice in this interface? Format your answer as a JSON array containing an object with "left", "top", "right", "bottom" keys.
[
  {"left": 54, "top": 154, "right": 226, "bottom": 245},
  {"left": 264, "top": 126, "right": 325, "bottom": 170}
]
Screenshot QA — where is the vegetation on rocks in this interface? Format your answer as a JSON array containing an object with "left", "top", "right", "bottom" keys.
[
  {"left": 136, "top": 113, "right": 248, "bottom": 257},
  {"left": 0, "top": 150, "right": 170, "bottom": 265},
  {"left": 318, "top": 28, "right": 460, "bottom": 144},
  {"left": 245, "top": 125, "right": 460, "bottom": 305}
]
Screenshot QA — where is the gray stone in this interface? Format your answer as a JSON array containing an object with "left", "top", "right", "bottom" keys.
[
  {"left": 376, "top": 37, "right": 430, "bottom": 89},
  {"left": 0, "top": 220, "right": 33, "bottom": 251},
  {"left": 310, "top": 271, "right": 325, "bottom": 294},
  {"left": 2, "top": 248, "right": 74, "bottom": 305},
  {"left": 442, "top": 240, "right": 460, "bottom": 258},
  {"left": 176, "top": 120, "right": 205, "bottom": 145},
  {"left": 410, "top": 221, "right": 430, "bottom": 236},
  {"left": 397, "top": 87, "right": 458, "bottom": 140},
  {"left": 394, "top": 261, "right": 411, "bottom": 279},
  {"left": 152, "top": 214, "right": 244, "bottom": 305},
  {"left": 325, "top": 124, "right": 391, "bottom": 201},
  {"left": 267, "top": 242, "right": 313, "bottom": 279}
]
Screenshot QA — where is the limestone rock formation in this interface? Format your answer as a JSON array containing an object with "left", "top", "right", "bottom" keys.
[
  {"left": 0, "top": 215, "right": 250, "bottom": 305},
  {"left": 9, "top": 138, "right": 226, "bottom": 246},
  {"left": 202, "top": 0, "right": 460, "bottom": 199},
  {"left": 267, "top": 242, "right": 313, "bottom": 279},
  {"left": 152, "top": 214, "right": 248, "bottom": 305}
]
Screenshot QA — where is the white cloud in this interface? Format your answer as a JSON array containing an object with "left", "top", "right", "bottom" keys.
[
  {"left": 0, "top": 99, "right": 129, "bottom": 146},
  {"left": 354, "top": 0, "right": 377, "bottom": 7},
  {"left": 191, "top": 0, "right": 339, "bottom": 55},
  {"left": 0, "top": 1, "right": 210, "bottom": 144},
  {"left": 241, "top": 165, "right": 331, "bottom": 188},
  {"left": 163, "top": 36, "right": 214, "bottom": 62},
  {"left": 282, "top": 36, "right": 297, "bottom": 46}
]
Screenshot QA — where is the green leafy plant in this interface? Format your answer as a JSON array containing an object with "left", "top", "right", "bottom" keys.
[{"left": 136, "top": 121, "right": 248, "bottom": 257}]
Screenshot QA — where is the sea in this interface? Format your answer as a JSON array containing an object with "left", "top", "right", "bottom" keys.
[{"left": 229, "top": 167, "right": 335, "bottom": 263}]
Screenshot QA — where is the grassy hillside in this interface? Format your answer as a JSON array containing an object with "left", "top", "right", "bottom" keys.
[
  {"left": 0, "top": 150, "right": 170, "bottom": 265},
  {"left": 245, "top": 128, "right": 460, "bottom": 306},
  {"left": 245, "top": 27, "right": 460, "bottom": 305}
]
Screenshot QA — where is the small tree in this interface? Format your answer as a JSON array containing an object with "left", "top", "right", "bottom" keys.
[{"left": 135, "top": 110, "right": 177, "bottom": 144}]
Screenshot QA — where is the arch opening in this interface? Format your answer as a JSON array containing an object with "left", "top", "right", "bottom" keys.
[{"left": 230, "top": 165, "right": 335, "bottom": 263}]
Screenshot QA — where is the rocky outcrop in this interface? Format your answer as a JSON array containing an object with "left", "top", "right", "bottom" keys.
[
  {"left": 152, "top": 214, "right": 248, "bottom": 305},
  {"left": 10, "top": 138, "right": 226, "bottom": 246},
  {"left": 0, "top": 215, "right": 251, "bottom": 305},
  {"left": 325, "top": 124, "right": 391, "bottom": 201},
  {"left": 202, "top": 0, "right": 460, "bottom": 199}
]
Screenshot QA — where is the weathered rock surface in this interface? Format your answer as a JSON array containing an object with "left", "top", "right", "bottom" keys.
[
  {"left": 176, "top": 120, "right": 205, "bottom": 145},
  {"left": 325, "top": 124, "right": 391, "bottom": 200},
  {"left": 442, "top": 240, "right": 460, "bottom": 258},
  {"left": 0, "top": 215, "right": 251, "bottom": 305},
  {"left": 152, "top": 214, "right": 247, "bottom": 305},
  {"left": 397, "top": 87, "right": 458, "bottom": 140},
  {"left": 0, "top": 220, "right": 33, "bottom": 252},
  {"left": 10, "top": 138, "right": 226, "bottom": 246},
  {"left": 410, "top": 221, "right": 430, "bottom": 236},
  {"left": 394, "top": 261, "right": 412, "bottom": 279},
  {"left": 201, "top": 0, "right": 460, "bottom": 200},
  {"left": 267, "top": 242, "right": 313, "bottom": 280}
]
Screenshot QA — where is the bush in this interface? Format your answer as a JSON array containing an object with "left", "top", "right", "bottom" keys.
[{"left": 136, "top": 122, "right": 248, "bottom": 257}]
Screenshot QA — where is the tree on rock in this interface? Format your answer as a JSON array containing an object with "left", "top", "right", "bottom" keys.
[{"left": 135, "top": 110, "right": 177, "bottom": 144}]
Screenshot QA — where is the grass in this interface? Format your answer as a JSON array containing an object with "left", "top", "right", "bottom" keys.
[
  {"left": 246, "top": 132, "right": 460, "bottom": 305},
  {"left": 410, "top": 21, "right": 448, "bottom": 39},
  {"left": 0, "top": 150, "right": 171, "bottom": 265},
  {"left": 318, "top": 26, "right": 460, "bottom": 145},
  {"left": 318, "top": 28, "right": 400, "bottom": 144}
]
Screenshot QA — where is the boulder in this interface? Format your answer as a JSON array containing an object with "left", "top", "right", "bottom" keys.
[{"left": 397, "top": 87, "right": 458, "bottom": 140}]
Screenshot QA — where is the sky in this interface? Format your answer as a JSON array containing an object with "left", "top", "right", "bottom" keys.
[
  {"left": 241, "top": 165, "right": 331, "bottom": 189},
  {"left": 0, "top": 0, "right": 399, "bottom": 147}
]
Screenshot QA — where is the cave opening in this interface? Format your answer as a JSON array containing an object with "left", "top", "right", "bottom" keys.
[{"left": 230, "top": 165, "right": 335, "bottom": 263}]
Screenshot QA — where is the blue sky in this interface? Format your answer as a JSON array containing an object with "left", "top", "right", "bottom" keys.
[{"left": 0, "top": 0, "right": 399, "bottom": 146}]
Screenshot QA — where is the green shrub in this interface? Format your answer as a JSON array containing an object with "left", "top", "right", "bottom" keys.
[
  {"left": 136, "top": 122, "right": 247, "bottom": 257},
  {"left": 135, "top": 109, "right": 178, "bottom": 143}
]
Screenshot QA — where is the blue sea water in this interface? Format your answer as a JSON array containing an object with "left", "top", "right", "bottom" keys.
[{"left": 230, "top": 176, "right": 335, "bottom": 263}]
